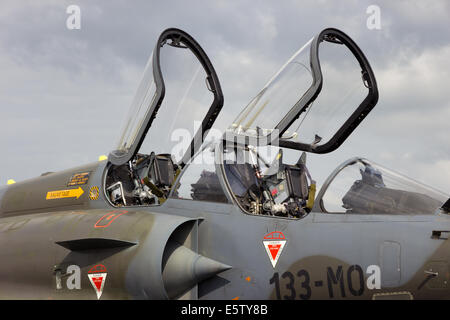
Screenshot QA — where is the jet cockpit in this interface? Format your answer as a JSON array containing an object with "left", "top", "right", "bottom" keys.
[
  {"left": 104, "top": 28, "right": 223, "bottom": 207},
  {"left": 103, "top": 28, "right": 380, "bottom": 218}
]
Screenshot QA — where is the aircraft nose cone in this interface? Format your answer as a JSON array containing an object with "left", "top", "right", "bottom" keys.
[{"left": 162, "top": 240, "right": 231, "bottom": 299}]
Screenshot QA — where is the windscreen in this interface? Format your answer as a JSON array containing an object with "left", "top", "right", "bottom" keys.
[{"left": 321, "top": 159, "right": 448, "bottom": 215}]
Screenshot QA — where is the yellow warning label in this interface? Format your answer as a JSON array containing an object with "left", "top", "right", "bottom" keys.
[
  {"left": 67, "top": 172, "right": 90, "bottom": 187},
  {"left": 89, "top": 186, "right": 100, "bottom": 200},
  {"left": 46, "top": 187, "right": 84, "bottom": 200}
]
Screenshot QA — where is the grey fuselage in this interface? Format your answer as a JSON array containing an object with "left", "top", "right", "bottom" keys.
[{"left": 0, "top": 151, "right": 449, "bottom": 300}]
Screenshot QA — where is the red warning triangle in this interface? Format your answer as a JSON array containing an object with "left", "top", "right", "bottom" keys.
[
  {"left": 88, "top": 273, "right": 107, "bottom": 299},
  {"left": 92, "top": 276, "right": 103, "bottom": 291},
  {"left": 263, "top": 240, "right": 286, "bottom": 268},
  {"left": 267, "top": 243, "right": 282, "bottom": 260}
]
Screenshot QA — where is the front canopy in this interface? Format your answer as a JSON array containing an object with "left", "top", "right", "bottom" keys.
[{"left": 109, "top": 28, "right": 223, "bottom": 166}]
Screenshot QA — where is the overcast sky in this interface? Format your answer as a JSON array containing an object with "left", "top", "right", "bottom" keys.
[{"left": 0, "top": 0, "right": 449, "bottom": 195}]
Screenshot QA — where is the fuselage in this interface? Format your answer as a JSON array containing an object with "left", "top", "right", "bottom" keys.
[{"left": 1, "top": 158, "right": 449, "bottom": 299}]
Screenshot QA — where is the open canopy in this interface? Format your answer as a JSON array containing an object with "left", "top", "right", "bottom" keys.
[
  {"left": 109, "top": 28, "right": 224, "bottom": 167},
  {"left": 227, "top": 28, "right": 378, "bottom": 154}
]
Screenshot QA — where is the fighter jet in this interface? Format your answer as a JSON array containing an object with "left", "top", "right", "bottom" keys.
[{"left": 1, "top": 27, "right": 449, "bottom": 300}]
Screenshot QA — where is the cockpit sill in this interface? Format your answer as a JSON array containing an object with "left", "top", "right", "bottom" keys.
[{"left": 101, "top": 138, "right": 449, "bottom": 221}]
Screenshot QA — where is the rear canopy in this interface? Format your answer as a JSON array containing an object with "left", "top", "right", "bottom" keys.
[{"left": 226, "top": 28, "right": 378, "bottom": 154}]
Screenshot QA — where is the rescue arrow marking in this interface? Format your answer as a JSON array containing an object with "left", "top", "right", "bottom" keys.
[
  {"left": 94, "top": 210, "right": 128, "bottom": 228},
  {"left": 46, "top": 187, "right": 84, "bottom": 200}
]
